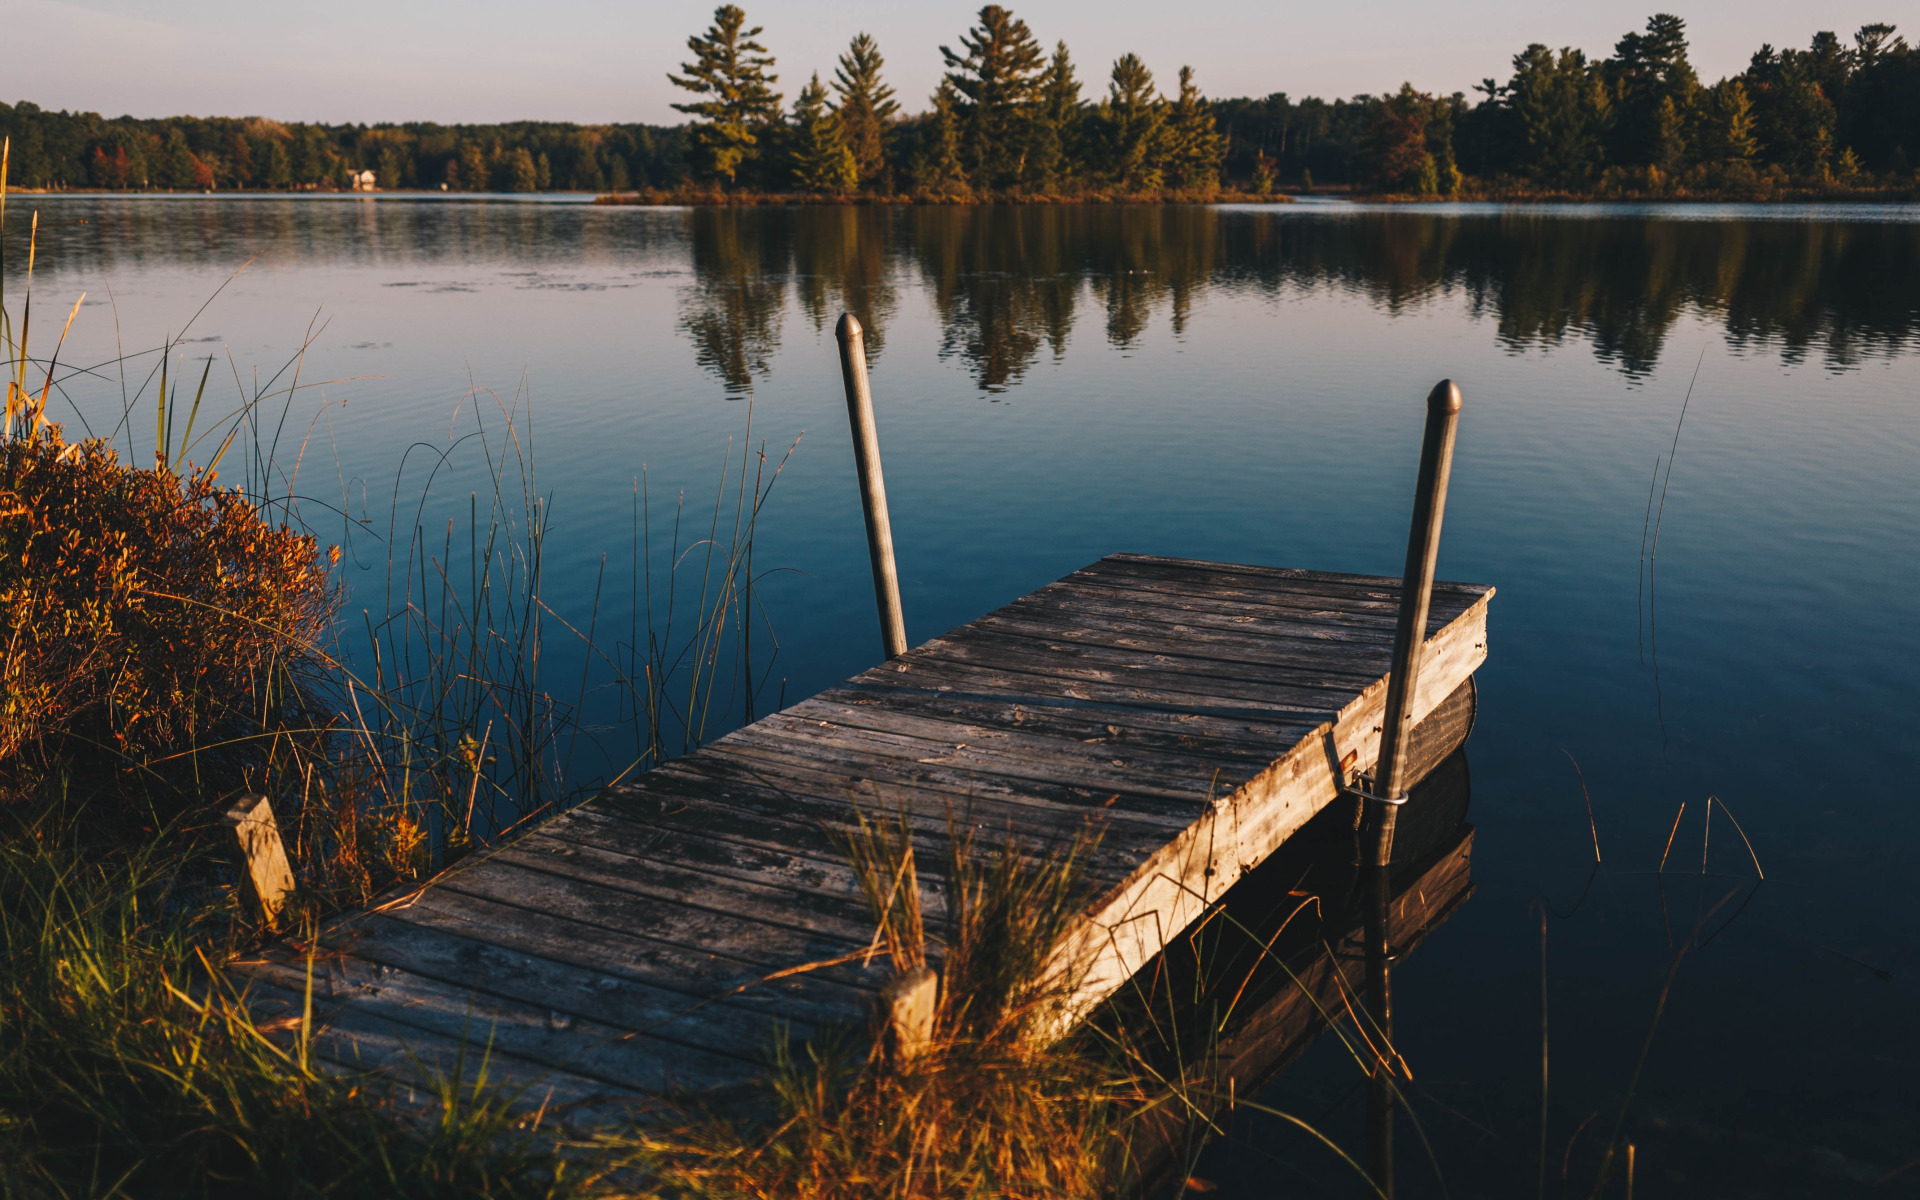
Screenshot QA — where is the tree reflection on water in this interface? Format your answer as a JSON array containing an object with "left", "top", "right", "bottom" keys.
[{"left": 671, "top": 203, "right": 1920, "bottom": 392}]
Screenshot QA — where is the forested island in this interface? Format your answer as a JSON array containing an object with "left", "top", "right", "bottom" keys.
[{"left": 2, "top": 7, "right": 1916, "bottom": 201}]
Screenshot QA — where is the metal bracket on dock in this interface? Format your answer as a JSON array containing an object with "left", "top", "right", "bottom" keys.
[{"left": 1343, "top": 772, "right": 1407, "bottom": 806}]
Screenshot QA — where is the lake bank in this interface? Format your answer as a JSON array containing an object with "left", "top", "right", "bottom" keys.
[{"left": 13, "top": 181, "right": 1916, "bottom": 206}]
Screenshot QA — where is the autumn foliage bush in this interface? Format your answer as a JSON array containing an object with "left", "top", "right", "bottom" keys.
[{"left": 0, "top": 427, "right": 337, "bottom": 813}]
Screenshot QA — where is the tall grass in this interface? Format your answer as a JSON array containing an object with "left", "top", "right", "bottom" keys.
[
  {"left": 2, "top": 134, "right": 794, "bottom": 909},
  {"left": 0, "top": 805, "right": 616, "bottom": 1198},
  {"left": 316, "top": 380, "right": 795, "bottom": 889},
  {"left": 616, "top": 809, "right": 1146, "bottom": 1200}
]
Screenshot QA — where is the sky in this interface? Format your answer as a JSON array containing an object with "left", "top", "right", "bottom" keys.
[{"left": 5, "top": 0, "right": 1904, "bottom": 125}]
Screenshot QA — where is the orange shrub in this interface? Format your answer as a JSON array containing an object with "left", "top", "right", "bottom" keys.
[{"left": 0, "top": 428, "right": 337, "bottom": 808}]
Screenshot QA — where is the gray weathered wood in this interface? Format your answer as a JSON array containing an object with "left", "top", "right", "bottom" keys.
[
  {"left": 223, "top": 795, "right": 296, "bottom": 925},
  {"left": 239, "top": 556, "right": 1493, "bottom": 1112},
  {"left": 881, "top": 967, "right": 939, "bottom": 1062}
]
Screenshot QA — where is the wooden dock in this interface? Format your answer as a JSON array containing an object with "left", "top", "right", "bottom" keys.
[{"left": 243, "top": 553, "right": 1493, "bottom": 1112}]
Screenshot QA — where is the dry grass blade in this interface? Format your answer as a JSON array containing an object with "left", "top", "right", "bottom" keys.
[
  {"left": 840, "top": 801, "right": 926, "bottom": 973},
  {"left": 1657, "top": 800, "right": 1686, "bottom": 873},
  {"left": 1707, "top": 795, "right": 1764, "bottom": 880},
  {"left": 618, "top": 808, "right": 1139, "bottom": 1200},
  {"left": 1560, "top": 748, "right": 1601, "bottom": 862}
]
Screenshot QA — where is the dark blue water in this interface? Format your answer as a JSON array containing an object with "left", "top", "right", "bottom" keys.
[{"left": 16, "top": 196, "right": 1920, "bottom": 1195}]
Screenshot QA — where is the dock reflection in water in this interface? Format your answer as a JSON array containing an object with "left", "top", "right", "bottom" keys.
[{"left": 1114, "top": 745, "right": 1476, "bottom": 1193}]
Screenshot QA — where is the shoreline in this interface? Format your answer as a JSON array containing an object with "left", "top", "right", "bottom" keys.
[{"left": 10, "top": 185, "right": 1916, "bottom": 207}]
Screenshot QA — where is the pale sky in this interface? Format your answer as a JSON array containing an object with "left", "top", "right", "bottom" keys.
[{"left": 5, "top": 0, "right": 1903, "bottom": 125}]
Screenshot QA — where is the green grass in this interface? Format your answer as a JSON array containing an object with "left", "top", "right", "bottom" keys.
[{"left": 0, "top": 805, "right": 604, "bottom": 1199}]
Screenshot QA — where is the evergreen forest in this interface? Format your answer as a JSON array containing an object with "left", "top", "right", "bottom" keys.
[{"left": 3, "top": 8, "right": 1916, "bottom": 198}]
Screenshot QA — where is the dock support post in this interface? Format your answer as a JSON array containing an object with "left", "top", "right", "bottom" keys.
[
  {"left": 223, "top": 794, "right": 296, "bottom": 927},
  {"left": 835, "top": 313, "right": 909, "bottom": 660},
  {"left": 880, "top": 965, "right": 939, "bottom": 1062},
  {"left": 1364, "top": 378, "right": 1463, "bottom": 1198}
]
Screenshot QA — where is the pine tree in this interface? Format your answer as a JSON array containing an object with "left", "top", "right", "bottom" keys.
[
  {"left": 1162, "top": 66, "right": 1225, "bottom": 190},
  {"left": 1506, "top": 45, "right": 1612, "bottom": 185},
  {"left": 669, "top": 4, "right": 782, "bottom": 187},
  {"left": 912, "top": 81, "right": 970, "bottom": 194},
  {"left": 1604, "top": 13, "right": 1701, "bottom": 168},
  {"left": 1702, "top": 79, "right": 1758, "bottom": 164},
  {"left": 1026, "top": 41, "right": 1084, "bottom": 191},
  {"left": 832, "top": 33, "right": 898, "bottom": 190},
  {"left": 1651, "top": 94, "right": 1686, "bottom": 172},
  {"left": 1098, "top": 53, "right": 1166, "bottom": 191},
  {"left": 791, "top": 74, "right": 858, "bottom": 194},
  {"left": 941, "top": 5, "right": 1047, "bottom": 190},
  {"left": 1745, "top": 40, "right": 1839, "bottom": 177}
]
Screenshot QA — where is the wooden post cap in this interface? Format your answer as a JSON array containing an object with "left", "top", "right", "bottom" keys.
[
  {"left": 223, "top": 794, "right": 296, "bottom": 926},
  {"left": 879, "top": 965, "right": 938, "bottom": 1061}
]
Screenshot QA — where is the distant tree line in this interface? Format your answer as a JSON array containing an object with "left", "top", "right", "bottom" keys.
[
  {"left": 1225, "top": 15, "right": 1920, "bottom": 193},
  {"left": 0, "top": 108, "right": 690, "bottom": 193},
  {"left": 2, "top": 9, "right": 1915, "bottom": 196},
  {"left": 666, "top": 5, "right": 1917, "bottom": 196}
]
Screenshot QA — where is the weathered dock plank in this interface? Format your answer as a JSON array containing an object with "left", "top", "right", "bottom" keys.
[{"left": 249, "top": 554, "right": 1492, "bottom": 1106}]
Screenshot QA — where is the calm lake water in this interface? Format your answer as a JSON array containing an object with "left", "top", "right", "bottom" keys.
[{"left": 14, "top": 196, "right": 1920, "bottom": 1196}]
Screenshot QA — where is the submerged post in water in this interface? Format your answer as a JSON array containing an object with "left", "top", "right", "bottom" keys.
[
  {"left": 1375, "top": 379, "right": 1464, "bottom": 827},
  {"left": 835, "top": 313, "right": 909, "bottom": 660},
  {"left": 1363, "top": 378, "right": 1464, "bottom": 1197}
]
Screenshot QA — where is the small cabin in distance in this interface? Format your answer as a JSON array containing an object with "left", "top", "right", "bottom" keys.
[{"left": 348, "top": 169, "right": 376, "bottom": 192}]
